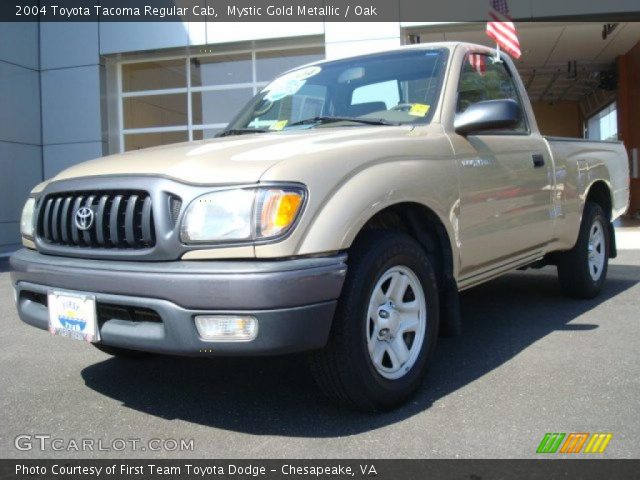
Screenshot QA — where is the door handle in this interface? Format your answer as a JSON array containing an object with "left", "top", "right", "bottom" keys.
[{"left": 532, "top": 154, "right": 545, "bottom": 168}]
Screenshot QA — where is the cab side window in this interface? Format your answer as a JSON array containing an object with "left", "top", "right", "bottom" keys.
[{"left": 457, "top": 53, "right": 527, "bottom": 133}]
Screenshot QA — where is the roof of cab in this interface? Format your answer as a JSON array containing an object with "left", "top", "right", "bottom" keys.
[{"left": 281, "top": 42, "right": 495, "bottom": 75}]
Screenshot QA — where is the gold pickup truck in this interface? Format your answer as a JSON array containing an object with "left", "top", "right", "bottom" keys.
[{"left": 11, "top": 42, "right": 630, "bottom": 411}]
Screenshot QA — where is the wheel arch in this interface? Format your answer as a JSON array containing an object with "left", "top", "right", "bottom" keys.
[
  {"left": 584, "top": 179, "right": 617, "bottom": 258},
  {"left": 351, "top": 201, "right": 462, "bottom": 337},
  {"left": 352, "top": 202, "right": 456, "bottom": 281},
  {"left": 585, "top": 180, "right": 613, "bottom": 220}
]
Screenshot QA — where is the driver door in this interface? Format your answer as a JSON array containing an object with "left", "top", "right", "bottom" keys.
[{"left": 453, "top": 53, "right": 554, "bottom": 277}]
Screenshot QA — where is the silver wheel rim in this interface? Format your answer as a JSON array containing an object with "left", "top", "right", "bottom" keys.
[
  {"left": 588, "top": 219, "right": 606, "bottom": 281},
  {"left": 366, "top": 266, "right": 427, "bottom": 380}
]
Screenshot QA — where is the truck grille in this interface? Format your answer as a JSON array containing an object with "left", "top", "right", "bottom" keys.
[{"left": 38, "top": 191, "right": 155, "bottom": 249}]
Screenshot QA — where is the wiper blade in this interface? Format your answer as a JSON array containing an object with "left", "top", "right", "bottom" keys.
[
  {"left": 288, "top": 116, "right": 400, "bottom": 127},
  {"left": 217, "top": 128, "right": 269, "bottom": 137}
]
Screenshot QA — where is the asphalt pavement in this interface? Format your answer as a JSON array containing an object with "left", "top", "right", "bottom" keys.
[{"left": 1, "top": 250, "right": 639, "bottom": 459}]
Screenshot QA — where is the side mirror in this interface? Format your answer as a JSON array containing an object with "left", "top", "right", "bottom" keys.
[{"left": 454, "top": 99, "right": 522, "bottom": 135}]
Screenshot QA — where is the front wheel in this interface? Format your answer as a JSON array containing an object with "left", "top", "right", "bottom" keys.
[
  {"left": 310, "top": 231, "right": 439, "bottom": 412},
  {"left": 557, "top": 202, "right": 610, "bottom": 299}
]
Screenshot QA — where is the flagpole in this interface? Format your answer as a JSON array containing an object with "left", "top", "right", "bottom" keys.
[{"left": 495, "top": 42, "right": 502, "bottom": 63}]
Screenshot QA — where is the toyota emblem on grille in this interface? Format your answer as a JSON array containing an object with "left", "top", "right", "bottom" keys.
[{"left": 75, "top": 207, "right": 94, "bottom": 231}]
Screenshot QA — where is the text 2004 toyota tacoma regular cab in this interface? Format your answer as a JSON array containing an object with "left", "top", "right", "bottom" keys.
[{"left": 12, "top": 42, "right": 630, "bottom": 411}]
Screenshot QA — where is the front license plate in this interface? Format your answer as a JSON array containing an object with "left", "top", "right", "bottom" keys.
[{"left": 48, "top": 291, "right": 99, "bottom": 343}]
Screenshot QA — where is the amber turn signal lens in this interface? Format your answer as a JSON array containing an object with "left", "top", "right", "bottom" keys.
[{"left": 257, "top": 189, "right": 304, "bottom": 238}]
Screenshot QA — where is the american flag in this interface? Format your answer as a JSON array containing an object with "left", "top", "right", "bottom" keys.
[
  {"left": 469, "top": 53, "right": 486, "bottom": 75},
  {"left": 486, "top": 0, "right": 522, "bottom": 59}
]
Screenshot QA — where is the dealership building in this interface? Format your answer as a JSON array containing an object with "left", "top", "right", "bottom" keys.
[{"left": 1, "top": 15, "right": 640, "bottom": 253}]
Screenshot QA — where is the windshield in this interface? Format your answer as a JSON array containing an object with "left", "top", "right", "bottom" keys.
[{"left": 224, "top": 48, "right": 449, "bottom": 134}]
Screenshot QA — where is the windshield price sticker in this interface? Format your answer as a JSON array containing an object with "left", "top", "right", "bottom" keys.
[
  {"left": 270, "top": 120, "right": 289, "bottom": 131},
  {"left": 409, "top": 104, "right": 431, "bottom": 117}
]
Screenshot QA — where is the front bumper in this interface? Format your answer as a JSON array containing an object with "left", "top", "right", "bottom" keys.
[{"left": 10, "top": 249, "right": 347, "bottom": 356}]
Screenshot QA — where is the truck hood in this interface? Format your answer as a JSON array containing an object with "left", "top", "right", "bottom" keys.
[{"left": 50, "top": 126, "right": 421, "bottom": 185}]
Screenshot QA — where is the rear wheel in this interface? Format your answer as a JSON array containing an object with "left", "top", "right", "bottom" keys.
[
  {"left": 310, "top": 231, "right": 439, "bottom": 412},
  {"left": 557, "top": 202, "right": 610, "bottom": 299}
]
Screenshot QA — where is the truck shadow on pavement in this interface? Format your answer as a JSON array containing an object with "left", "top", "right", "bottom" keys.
[{"left": 81, "top": 264, "right": 639, "bottom": 437}]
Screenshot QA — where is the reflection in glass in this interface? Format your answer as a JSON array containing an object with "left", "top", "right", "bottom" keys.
[
  {"left": 230, "top": 49, "right": 448, "bottom": 132},
  {"left": 192, "top": 89, "right": 253, "bottom": 125},
  {"left": 193, "top": 129, "right": 223, "bottom": 140},
  {"left": 122, "top": 60, "right": 186, "bottom": 92},
  {"left": 255, "top": 48, "right": 324, "bottom": 82},
  {"left": 118, "top": 45, "right": 325, "bottom": 152},
  {"left": 190, "top": 53, "right": 252, "bottom": 86},
  {"left": 123, "top": 94, "right": 188, "bottom": 129},
  {"left": 124, "top": 131, "right": 188, "bottom": 151}
]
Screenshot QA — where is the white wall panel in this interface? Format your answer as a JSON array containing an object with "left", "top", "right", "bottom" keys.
[
  {"left": 324, "top": 22, "right": 400, "bottom": 43},
  {"left": 0, "top": 62, "right": 41, "bottom": 145},
  {"left": 0, "top": 141, "right": 42, "bottom": 223},
  {"left": 325, "top": 37, "right": 402, "bottom": 59},
  {"left": 41, "top": 22, "right": 99, "bottom": 70},
  {"left": 0, "top": 22, "right": 39, "bottom": 70},
  {"left": 43, "top": 141, "right": 105, "bottom": 180},
  {"left": 100, "top": 22, "right": 191, "bottom": 54},
  {"left": 41, "top": 66, "right": 103, "bottom": 144},
  {"left": 206, "top": 22, "right": 323, "bottom": 44},
  {"left": 324, "top": 21, "right": 401, "bottom": 60}
]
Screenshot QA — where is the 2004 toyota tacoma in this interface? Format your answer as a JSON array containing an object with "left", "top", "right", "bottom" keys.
[{"left": 11, "top": 42, "right": 630, "bottom": 411}]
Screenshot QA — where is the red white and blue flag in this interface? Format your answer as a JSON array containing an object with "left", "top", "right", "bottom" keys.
[
  {"left": 468, "top": 53, "right": 486, "bottom": 75},
  {"left": 486, "top": 0, "right": 522, "bottom": 59}
]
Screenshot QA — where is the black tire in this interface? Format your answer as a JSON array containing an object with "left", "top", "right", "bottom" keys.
[
  {"left": 309, "top": 230, "right": 439, "bottom": 412},
  {"left": 93, "top": 343, "right": 153, "bottom": 359},
  {"left": 557, "top": 202, "right": 610, "bottom": 299}
]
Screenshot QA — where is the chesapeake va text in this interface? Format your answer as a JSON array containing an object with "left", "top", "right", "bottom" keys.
[{"left": 16, "top": 463, "right": 378, "bottom": 477}]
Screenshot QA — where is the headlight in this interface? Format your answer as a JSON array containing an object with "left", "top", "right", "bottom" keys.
[
  {"left": 20, "top": 198, "right": 36, "bottom": 238},
  {"left": 180, "top": 186, "right": 305, "bottom": 243}
]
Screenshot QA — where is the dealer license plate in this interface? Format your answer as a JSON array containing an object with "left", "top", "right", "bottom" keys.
[{"left": 48, "top": 291, "right": 99, "bottom": 343}]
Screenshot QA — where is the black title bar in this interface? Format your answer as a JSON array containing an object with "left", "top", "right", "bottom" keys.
[
  {"left": 5, "top": 0, "right": 640, "bottom": 22},
  {"left": 2, "top": 460, "right": 640, "bottom": 480}
]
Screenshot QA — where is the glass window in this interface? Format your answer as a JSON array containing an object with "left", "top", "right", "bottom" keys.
[
  {"left": 231, "top": 49, "right": 448, "bottom": 132},
  {"left": 124, "top": 131, "right": 188, "bottom": 151},
  {"left": 352, "top": 80, "right": 399, "bottom": 109},
  {"left": 122, "top": 60, "right": 186, "bottom": 92},
  {"left": 123, "top": 94, "right": 188, "bottom": 129},
  {"left": 292, "top": 85, "right": 327, "bottom": 121},
  {"left": 192, "top": 89, "right": 254, "bottom": 125},
  {"left": 587, "top": 103, "right": 617, "bottom": 141},
  {"left": 193, "top": 129, "right": 223, "bottom": 140},
  {"left": 255, "top": 48, "right": 324, "bottom": 82},
  {"left": 118, "top": 44, "right": 324, "bottom": 151},
  {"left": 190, "top": 53, "right": 252, "bottom": 87},
  {"left": 457, "top": 53, "right": 526, "bottom": 132},
  {"left": 248, "top": 83, "right": 327, "bottom": 129}
]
